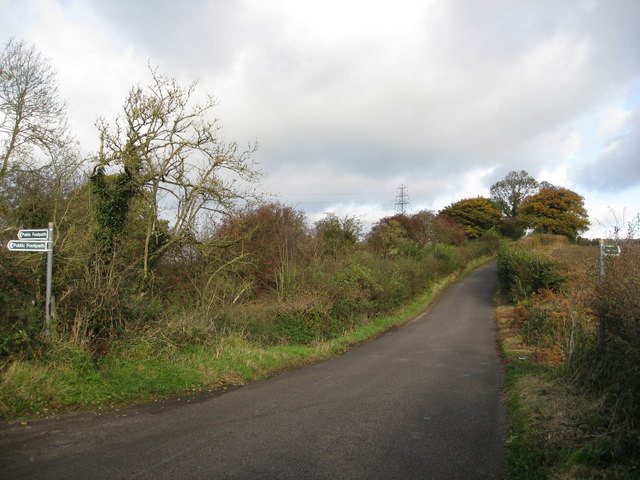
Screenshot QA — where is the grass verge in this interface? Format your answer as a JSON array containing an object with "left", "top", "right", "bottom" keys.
[
  {"left": 1, "top": 257, "right": 492, "bottom": 421},
  {"left": 497, "top": 300, "right": 637, "bottom": 480}
]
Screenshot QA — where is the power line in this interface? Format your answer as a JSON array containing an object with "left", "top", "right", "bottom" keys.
[{"left": 395, "top": 185, "right": 409, "bottom": 214}]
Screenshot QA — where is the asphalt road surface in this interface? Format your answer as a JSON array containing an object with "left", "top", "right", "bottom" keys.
[{"left": 0, "top": 262, "right": 506, "bottom": 479}]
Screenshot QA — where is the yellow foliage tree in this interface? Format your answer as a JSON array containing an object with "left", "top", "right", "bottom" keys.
[
  {"left": 517, "top": 187, "right": 589, "bottom": 240},
  {"left": 438, "top": 197, "right": 502, "bottom": 239}
]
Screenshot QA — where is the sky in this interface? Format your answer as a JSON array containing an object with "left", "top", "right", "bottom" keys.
[{"left": 2, "top": 0, "right": 639, "bottom": 238}]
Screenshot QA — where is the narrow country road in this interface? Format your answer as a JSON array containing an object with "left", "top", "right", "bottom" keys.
[{"left": 0, "top": 262, "right": 506, "bottom": 479}]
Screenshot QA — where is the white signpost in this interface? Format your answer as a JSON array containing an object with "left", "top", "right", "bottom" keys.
[
  {"left": 7, "top": 240, "right": 51, "bottom": 251},
  {"left": 6, "top": 223, "right": 54, "bottom": 337},
  {"left": 17, "top": 229, "right": 50, "bottom": 240},
  {"left": 599, "top": 239, "right": 621, "bottom": 277}
]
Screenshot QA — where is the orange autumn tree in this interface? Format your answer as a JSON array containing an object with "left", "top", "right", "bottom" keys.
[{"left": 517, "top": 186, "right": 589, "bottom": 240}]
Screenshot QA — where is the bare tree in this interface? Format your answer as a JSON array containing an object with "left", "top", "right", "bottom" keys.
[
  {"left": 95, "top": 67, "right": 260, "bottom": 278},
  {"left": 490, "top": 170, "right": 540, "bottom": 218},
  {"left": 0, "top": 38, "right": 72, "bottom": 178}
]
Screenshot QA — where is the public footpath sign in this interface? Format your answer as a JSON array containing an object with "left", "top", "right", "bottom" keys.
[
  {"left": 601, "top": 244, "right": 621, "bottom": 257},
  {"left": 7, "top": 240, "right": 51, "bottom": 251},
  {"left": 6, "top": 223, "right": 54, "bottom": 337},
  {"left": 18, "top": 229, "right": 50, "bottom": 240},
  {"left": 599, "top": 239, "right": 621, "bottom": 277}
]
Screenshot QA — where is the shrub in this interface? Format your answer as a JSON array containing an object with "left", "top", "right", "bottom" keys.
[
  {"left": 0, "top": 261, "right": 42, "bottom": 355},
  {"left": 274, "top": 297, "right": 332, "bottom": 344},
  {"left": 432, "top": 244, "right": 464, "bottom": 274},
  {"left": 559, "top": 247, "right": 640, "bottom": 467},
  {"left": 368, "top": 261, "right": 410, "bottom": 314},
  {"left": 477, "top": 227, "right": 504, "bottom": 254},
  {"left": 588, "top": 248, "right": 640, "bottom": 427},
  {"left": 497, "top": 243, "right": 566, "bottom": 302},
  {"left": 331, "top": 258, "right": 382, "bottom": 315},
  {"left": 210, "top": 203, "right": 310, "bottom": 298},
  {"left": 366, "top": 210, "right": 468, "bottom": 258}
]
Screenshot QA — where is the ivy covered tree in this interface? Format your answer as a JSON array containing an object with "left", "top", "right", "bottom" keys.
[
  {"left": 517, "top": 186, "right": 589, "bottom": 240},
  {"left": 438, "top": 197, "right": 502, "bottom": 239},
  {"left": 80, "top": 67, "right": 262, "bottom": 333},
  {"left": 94, "top": 67, "right": 260, "bottom": 278}
]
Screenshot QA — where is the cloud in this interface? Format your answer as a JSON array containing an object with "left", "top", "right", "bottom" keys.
[
  {"left": 577, "top": 107, "right": 640, "bottom": 192},
  {"left": 3, "top": 0, "right": 640, "bottom": 237},
  {"left": 87, "top": 0, "right": 253, "bottom": 71},
  {"left": 215, "top": 1, "right": 640, "bottom": 174}
]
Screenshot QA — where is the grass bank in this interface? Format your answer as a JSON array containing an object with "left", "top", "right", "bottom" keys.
[
  {"left": 498, "top": 303, "right": 610, "bottom": 480},
  {"left": 1, "top": 257, "right": 491, "bottom": 420}
]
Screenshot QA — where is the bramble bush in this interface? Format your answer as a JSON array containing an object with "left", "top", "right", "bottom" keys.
[{"left": 274, "top": 298, "right": 332, "bottom": 344}]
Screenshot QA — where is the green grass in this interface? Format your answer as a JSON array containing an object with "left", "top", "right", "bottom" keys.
[
  {"left": 502, "top": 355, "right": 553, "bottom": 480},
  {"left": 497, "top": 309, "right": 639, "bottom": 478},
  {"left": 0, "top": 256, "right": 492, "bottom": 420},
  {"left": 501, "top": 350, "right": 640, "bottom": 479}
]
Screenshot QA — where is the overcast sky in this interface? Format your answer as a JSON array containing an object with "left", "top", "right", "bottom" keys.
[{"left": 3, "top": 0, "right": 639, "bottom": 237}]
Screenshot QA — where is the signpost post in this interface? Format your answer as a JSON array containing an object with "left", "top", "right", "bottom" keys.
[
  {"left": 45, "top": 223, "right": 54, "bottom": 337},
  {"left": 6, "top": 223, "right": 54, "bottom": 338}
]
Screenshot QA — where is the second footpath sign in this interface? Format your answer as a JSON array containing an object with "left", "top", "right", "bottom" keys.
[{"left": 7, "top": 240, "right": 51, "bottom": 251}]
